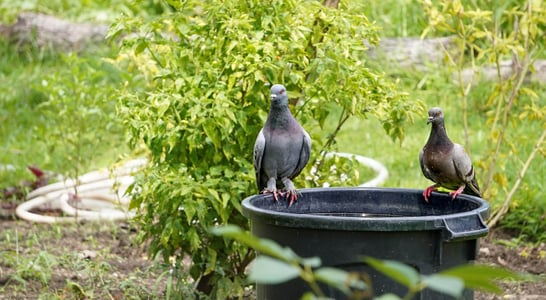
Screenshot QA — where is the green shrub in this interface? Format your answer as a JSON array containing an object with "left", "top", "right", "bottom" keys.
[{"left": 112, "top": 0, "right": 421, "bottom": 297}]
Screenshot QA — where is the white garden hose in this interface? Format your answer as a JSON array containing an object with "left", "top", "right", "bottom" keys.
[
  {"left": 15, "top": 158, "right": 147, "bottom": 223},
  {"left": 14, "top": 153, "right": 386, "bottom": 223},
  {"left": 325, "top": 152, "right": 388, "bottom": 187}
]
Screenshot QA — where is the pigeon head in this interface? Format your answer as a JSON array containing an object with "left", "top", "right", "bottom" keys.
[
  {"left": 427, "top": 107, "right": 444, "bottom": 125},
  {"left": 270, "top": 84, "right": 288, "bottom": 107}
]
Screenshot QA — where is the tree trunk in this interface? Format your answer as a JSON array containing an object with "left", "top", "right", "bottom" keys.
[{"left": 2, "top": 12, "right": 108, "bottom": 51}]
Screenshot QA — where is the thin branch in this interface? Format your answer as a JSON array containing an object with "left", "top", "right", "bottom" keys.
[
  {"left": 456, "top": 15, "right": 471, "bottom": 151},
  {"left": 313, "top": 107, "right": 350, "bottom": 171},
  {"left": 488, "top": 128, "right": 546, "bottom": 227},
  {"left": 483, "top": 54, "right": 530, "bottom": 194},
  {"left": 236, "top": 249, "right": 255, "bottom": 275},
  {"left": 488, "top": 0, "right": 540, "bottom": 227},
  {"left": 482, "top": 20, "right": 506, "bottom": 193},
  {"left": 302, "top": 264, "right": 326, "bottom": 297},
  {"left": 483, "top": 16, "right": 526, "bottom": 193}
]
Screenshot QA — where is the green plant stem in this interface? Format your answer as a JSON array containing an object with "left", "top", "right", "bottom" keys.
[
  {"left": 402, "top": 285, "right": 422, "bottom": 300},
  {"left": 483, "top": 55, "right": 528, "bottom": 194},
  {"left": 236, "top": 249, "right": 254, "bottom": 276},
  {"left": 481, "top": 16, "right": 506, "bottom": 194},
  {"left": 483, "top": 15, "right": 531, "bottom": 194},
  {"left": 456, "top": 15, "right": 471, "bottom": 151},
  {"left": 304, "top": 4, "right": 331, "bottom": 84},
  {"left": 301, "top": 264, "right": 326, "bottom": 298},
  {"left": 148, "top": 42, "right": 165, "bottom": 69},
  {"left": 488, "top": 127, "right": 546, "bottom": 228},
  {"left": 15, "top": 228, "right": 19, "bottom": 266},
  {"left": 314, "top": 107, "right": 350, "bottom": 171}
]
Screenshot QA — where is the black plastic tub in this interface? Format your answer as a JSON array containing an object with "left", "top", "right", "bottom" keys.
[{"left": 242, "top": 187, "right": 489, "bottom": 300}]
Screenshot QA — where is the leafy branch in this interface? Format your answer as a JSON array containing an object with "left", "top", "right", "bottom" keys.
[{"left": 488, "top": 128, "right": 546, "bottom": 227}]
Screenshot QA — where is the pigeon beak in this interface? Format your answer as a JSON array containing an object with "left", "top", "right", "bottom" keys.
[
  {"left": 427, "top": 116, "right": 433, "bottom": 124},
  {"left": 270, "top": 94, "right": 277, "bottom": 101}
]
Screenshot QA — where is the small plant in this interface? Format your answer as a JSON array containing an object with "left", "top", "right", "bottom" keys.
[
  {"left": 11, "top": 251, "right": 58, "bottom": 285},
  {"left": 1, "top": 229, "right": 57, "bottom": 287},
  {"left": 34, "top": 53, "right": 128, "bottom": 182}
]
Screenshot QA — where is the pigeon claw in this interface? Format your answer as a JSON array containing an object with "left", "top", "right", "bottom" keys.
[
  {"left": 423, "top": 186, "right": 437, "bottom": 202},
  {"left": 286, "top": 190, "right": 298, "bottom": 207},
  {"left": 449, "top": 186, "right": 465, "bottom": 200},
  {"left": 261, "top": 189, "right": 281, "bottom": 202}
]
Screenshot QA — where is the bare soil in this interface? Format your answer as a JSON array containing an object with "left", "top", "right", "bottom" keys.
[
  {"left": 0, "top": 218, "right": 166, "bottom": 299},
  {"left": 475, "top": 230, "right": 546, "bottom": 300},
  {"left": 0, "top": 214, "right": 544, "bottom": 299}
]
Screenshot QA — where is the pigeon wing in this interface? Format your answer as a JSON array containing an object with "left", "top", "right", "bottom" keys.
[
  {"left": 253, "top": 129, "right": 266, "bottom": 191},
  {"left": 290, "top": 130, "right": 311, "bottom": 179},
  {"left": 419, "top": 148, "right": 434, "bottom": 182},
  {"left": 452, "top": 144, "right": 481, "bottom": 196}
]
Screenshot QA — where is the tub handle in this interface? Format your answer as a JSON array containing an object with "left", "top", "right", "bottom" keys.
[{"left": 442, "top": 214, "right": 489, "bottom": 242}]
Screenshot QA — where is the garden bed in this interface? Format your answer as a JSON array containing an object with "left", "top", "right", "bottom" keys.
[{"left": 0, "top": 217, "right": 543, "bottom": 299}]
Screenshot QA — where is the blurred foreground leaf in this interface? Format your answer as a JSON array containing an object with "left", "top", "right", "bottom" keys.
[
  {"left": 364, "top": 257, "right": 419, "bottom": 288},
  {"left": 422, "top": 274, "right": 464, "bottom": 297},
  {"left": 248, "top": 256, "right": 300, "bottom": 284},
  {"left": 441, "top": 264, "right": 524, "bottom": 294},
  {"left": 212, "top": 225, "right": 302, "bottom": 263},
  {"left": 315, "top": 267, "right": 367, "bottom": 295}
]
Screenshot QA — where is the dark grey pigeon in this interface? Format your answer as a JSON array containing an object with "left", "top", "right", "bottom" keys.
[
  {"left": 253, "top": 84, "right": 311, "bottom": 206},
  {"left": 419, "top": 107, "right": 481, "bottom": 202}
]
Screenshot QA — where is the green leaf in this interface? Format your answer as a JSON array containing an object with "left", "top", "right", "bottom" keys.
[
  {"left": 422, "top": 274, "right": 464, "bottom": 298},
  {"left": 248, "top": 256, "right": 300, "bottom": 284},
  {"left": 211, "top": 225, "right": 300, "bottom": 262},
  {"left": 205, "top": 248, "right": 217, "bottom": 274},
  {"left": 440, "top": 264, "right": 522, "bottom": 294},
  {"left": 257, "top": 239, "right": 301, "bottom": 262},
  {"left": 363, "top": 257, "right": 419, "bottom": 288},
  {"left": 135, "top": 39, "right": 148, "bottom": 55},
  {"left": 315, "top": 267, "right": 368, "bottom": 295},
  {"left": 301, "top": 256, "right": 322, "bottom": 268}
]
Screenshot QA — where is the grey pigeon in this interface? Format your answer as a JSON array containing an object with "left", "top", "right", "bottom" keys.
[
  {"left": 253, "top": 84, "right": 311, "bottom": 206},
  {"left": 419, "top": 107, "right": 481, "bottom": 202}
]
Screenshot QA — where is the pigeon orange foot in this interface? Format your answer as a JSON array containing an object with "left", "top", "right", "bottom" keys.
[
  {"left": 282, "top": 178, "right": 299, "bottom": 207},
  {"left": 423, "top": 185, "right": 438, "bottom": 202},
  {"left": 285, "top": 190, "right": 298, "bottom": 207},
  {"left": 448, "top": 185, "right": 466, "bottom": 200},
  {"left": 261, "top": 188, "right": 282, "bottom": 202}
]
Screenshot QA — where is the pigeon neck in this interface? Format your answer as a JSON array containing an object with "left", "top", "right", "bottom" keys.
[
  {"left": 267, "top": 105, "right": 293, "bottom": 128},
  {"left": 428, "top": 121, "right": 453, "bottom": 146}
]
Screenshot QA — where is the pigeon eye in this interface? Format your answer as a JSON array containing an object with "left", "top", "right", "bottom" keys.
[{"left": 280, "top": 89, "right": 285, "bottom": 94}]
